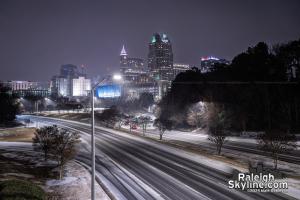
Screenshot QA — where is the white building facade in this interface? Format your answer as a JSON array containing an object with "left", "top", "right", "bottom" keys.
[{"left": 72, "top": 76, "right": 91, "bottom": 96}]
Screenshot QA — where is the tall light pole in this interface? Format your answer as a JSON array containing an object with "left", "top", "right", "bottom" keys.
[
  {"left": 90, "top": 75, "right": 122, "bottom": 200},
  {"left": 91, "top": 87, "right": 95, "bottom": 199},
  {"left": 90, "top": 79, "right": 105, "bottom": 200}
]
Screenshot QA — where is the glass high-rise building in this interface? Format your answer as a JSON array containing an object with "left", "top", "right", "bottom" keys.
[
  {"left": 119, "top": 45, "right": 145, "bottom": 82},
  {"left": 148, "top": 33, "right": 173, "bottom": 82}
]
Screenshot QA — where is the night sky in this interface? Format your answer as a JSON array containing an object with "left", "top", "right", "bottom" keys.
[{"left": 1, "top": 0, "right": 300, "bottom": 81}]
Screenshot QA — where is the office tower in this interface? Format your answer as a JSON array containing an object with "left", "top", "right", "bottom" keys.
[
  {"left": 200, "top": 56, "right": 230, "bottom": 73},
  {"left": 119, "top": 45, "right": 145, "bottom": 82},
  {"left": 148, "top": 33, "right": 173, "bottom": 82}
]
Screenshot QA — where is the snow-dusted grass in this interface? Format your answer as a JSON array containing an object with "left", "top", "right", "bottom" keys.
[
  {"left": 0, "top": 141, "right": 110, "bottom": 200},
  {"left": 46, "top": 161, "right": 110, "bottom": 200}
]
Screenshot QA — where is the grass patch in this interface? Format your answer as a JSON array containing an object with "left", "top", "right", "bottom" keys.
[
  {"left": 0, "top": 127, "right": 35, "bottom": 142},
  {"left": 0, "top": 179, "right": 46, "bottom": 200}
]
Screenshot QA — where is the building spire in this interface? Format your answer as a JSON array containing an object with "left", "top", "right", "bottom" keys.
[{"left": 120, "top": 45, "right": 127, "bottom": 56}]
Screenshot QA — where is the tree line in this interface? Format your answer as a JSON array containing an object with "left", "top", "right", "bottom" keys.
[
  {"left": 155, "top": 38, "right": 300, "bottom": 169},
  {"left": 0, "top": 84, "right": 20, "bottom": 125},
  {"left": 158, "top": 38, "right": 300, "bottom": 132}
]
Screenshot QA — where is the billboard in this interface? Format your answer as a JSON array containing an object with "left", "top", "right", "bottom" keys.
[{"left": 96, "top": 84, "right": 121, "bottom": 98}]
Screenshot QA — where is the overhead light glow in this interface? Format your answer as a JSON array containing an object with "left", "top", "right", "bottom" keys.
[{"left": 113, "top": 74, "right": 122, "bottom": 80}]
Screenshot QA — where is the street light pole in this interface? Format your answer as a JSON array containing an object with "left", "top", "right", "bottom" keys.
[
  {"left": 90, "top": 79, "right": 105, "bottom": 200},
  {"left": 90, "top": 75, "right": 121, "bottom": 200},
  {"left": 91, "top": 87, "right": 95, "bottom": 200}
]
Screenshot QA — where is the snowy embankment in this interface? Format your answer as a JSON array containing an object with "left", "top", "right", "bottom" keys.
[
  {"left": 46, "top": 161, "right": 110, "bottom": 200},
  {"left": 0, "top": 141, "right": 110, "bottom": 200}
]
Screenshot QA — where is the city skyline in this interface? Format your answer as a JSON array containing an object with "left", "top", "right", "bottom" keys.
[
  {"left": 0, "top": 1, "right": 300, "bottom": 200},
  {"left": 1, "top": 0, "right": 300, "bottom": 81}
]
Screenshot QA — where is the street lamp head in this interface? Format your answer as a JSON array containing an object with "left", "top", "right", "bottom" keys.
[{"left": 113, "top": 74, "right": 122, "bottom": 81}]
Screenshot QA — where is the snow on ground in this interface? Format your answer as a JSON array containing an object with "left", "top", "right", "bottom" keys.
[
  {"left": 121, "top": 125, "right": 262, "bottom": 145},
  {"left": 0, "top": 141, "right": 32, "bottom": 147},
  {"left": 34, "top": 115, "right": 300, "bottom": 176},
  {"left": 1, "top": 147, "right": 55, "bottom": 166},
  {"left": 47, "top": 176, "right": 78, "bottom": 186},
  {"left": 0, "top": 141, "right": 110, "bottom": 200},
  {"left": 24, "top": 116, "right": 300, "bottom": 199},
  {"left": 98, "top": 125, "right": 238, "bottom": 174},
  {"left": 46, "top": 161, "right": 110, "bottom": 200},
  {"left": 98, "top": 125, "right": 300, "bottom": 200},
  {"left": 119, "top": 126, "right": 300, "bottom": 173}
]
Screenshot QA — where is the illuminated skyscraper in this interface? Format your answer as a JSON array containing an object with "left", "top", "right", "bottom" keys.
[
  {"left": 147, "top": 33, "right": 173, "bottom": 98},
  {"left": 119, "top": 45, "right": 145, "bottom": 82},
  {"left": 120, "top": 45, "right": 128, "bottom": 75},
  {"left": 148, "top": 33, "right": 173, "bottom": 82}
]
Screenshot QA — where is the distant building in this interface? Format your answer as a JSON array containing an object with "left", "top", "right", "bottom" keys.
[
  {"left": 13, "top": 89, "right": 50, "bottom": 98},
  {"left": 200, "top": 56, "right": 230, "bottom": 73},
  {"left": 72, "top": 76, "right": 91, "bottom": 96},
  {"left": 147, "top": 33, "right": 174, "bottom": 99},
  {"left": 51, "top": 76, "right": 69, "bottom": 97},
  {"left": 4, "top": 80, "right": 50, "bottom": 98},
  {"left": 148, "top": 33, "right": 174, "bottom": 82},
  {"left": 119, "top": 45, "right": 146, "bottom": 82},
  {"left": 118, "top": 33, "right": 174, "bottom": 100},
  {"left": 173, "top": 63, "right": 190, "bottom": 79},
  {"left": 7, "top": 81, "right": 37, "bottom": 91},
  {"left": 51, "top": 64, "right": 91, "bottom": 98}
]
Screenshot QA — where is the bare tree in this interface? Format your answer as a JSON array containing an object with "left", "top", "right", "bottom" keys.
[
  {"left": 154, "top": 118, "right": 173, "bottom": 140},
  {"left": 258, "top": 129, "right": 296, "bottom": 169},
  {"left": 118, "top": 120, "right": 124, "bottom": 130},
  {"left": 138, "top": 116, "right": 151, "bottom": 136},
  {"left": 206, "top": 103, "right": 231, "bottom": 155},
  {"left": 51, "top": 128, "right": 81, "bottom": 179},
  {"left": 187, "top": 101, "right": 207, "bottom": 129},
  {"left": 96, "top": 106, "right": 120, "bottom": 127},
  {"left": 33, "top": 125, "right": 58, "bottom": 161}
]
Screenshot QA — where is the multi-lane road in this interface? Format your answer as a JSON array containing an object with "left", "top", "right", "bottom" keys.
[{"left": 16, "top": 115, "right": 297, "bottom": 200}]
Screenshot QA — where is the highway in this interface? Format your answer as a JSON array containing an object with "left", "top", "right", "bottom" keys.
[
  {"left": 144, "top": 130, "right": 300, "bottom": 165},
  {"left": 18, "top": 115, "right": 296, "bottom": 200}
]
